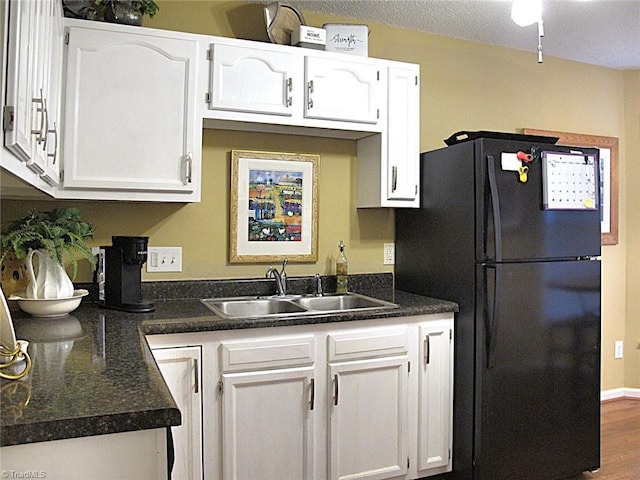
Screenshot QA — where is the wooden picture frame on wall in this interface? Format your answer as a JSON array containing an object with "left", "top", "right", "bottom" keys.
[
  {"left": 230, "top": 150, "right": 319, "bottom": 263},
  {"left": 523, "top": 128, "right": 619, "bottom": 246}
]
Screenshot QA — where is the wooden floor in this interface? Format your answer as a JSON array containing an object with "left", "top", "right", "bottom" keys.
[{"left": 564, "top": 398, "right": 640, "bottom": 480}]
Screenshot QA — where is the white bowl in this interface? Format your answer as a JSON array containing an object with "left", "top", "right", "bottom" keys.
[{"left": 9, "top": 290, "right": 89, "bottom": 317}]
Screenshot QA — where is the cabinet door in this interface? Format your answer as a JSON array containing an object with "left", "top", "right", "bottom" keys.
[
  {"left": 305, "top": 56, "right": 380, "bottom": 124},
  {"left": 221, "top": 367, "right": 316, "bottom": 480},
  {"left": 387, "top": 65, "right": 419, "bottom": 202},
  {"left": 62, "top": 25, "right": 199, "bottom": 196},
  {"left": 4, "top": 0, "right": 37, "bottom": 164},
  {"left": 417, "top": 321, "right": 453, "bottom": 476},
  {"left": 209, "top": 43, "right": 299, "bottom": 116},
  {"left": 3, "top": 0, "right": 61, "bottom": 187},
  {"left": 39, "top": 0, "right": 63, "bottom": 186},
  {"left": 152, "top": 346, "right": 203, "bottom": 480},
  {"left": 328, "top": 356, "right": 408, "bottom": 480}
]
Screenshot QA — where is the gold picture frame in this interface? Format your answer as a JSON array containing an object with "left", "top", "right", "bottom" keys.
[
  {"left": 230, "top": 150, "right": 319, "bottom": 263},
  {"left": 523, "top": 128, "right": 619, "bottom": 246}
]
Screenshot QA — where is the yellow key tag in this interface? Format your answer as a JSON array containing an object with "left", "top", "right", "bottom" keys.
[{"left": 518, "top": 165, "right": 529, "bottom": 183}]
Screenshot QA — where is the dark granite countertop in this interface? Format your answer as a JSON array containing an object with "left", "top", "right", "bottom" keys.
[{"left": 1, "top": 274, "right": 457, "bottom": 447}]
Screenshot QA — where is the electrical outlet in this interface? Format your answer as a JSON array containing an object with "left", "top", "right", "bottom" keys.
[
  {"left": 614, "top": 340, "right": 624, "bottom": 359},
  {"left": 383, "top": 243, "right": 395, "bottom": 265},
  {"left": 147, "top": 247, "right": 182, "bottom": 273}
]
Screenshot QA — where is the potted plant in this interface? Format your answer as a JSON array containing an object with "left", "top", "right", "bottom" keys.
[
  {"left": 0, "top": 208, "right": 95, "bottom": 299},
  {"left": 93, "top": 0, "right": 160, "bottom": 25}
]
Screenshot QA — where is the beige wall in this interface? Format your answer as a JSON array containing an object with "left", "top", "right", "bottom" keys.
[
  {"left": 1, "top": 1, "right": 637, "bottom": 391},
  {"left": 623, "top": 70, "right": 640, "bottom": 389}
]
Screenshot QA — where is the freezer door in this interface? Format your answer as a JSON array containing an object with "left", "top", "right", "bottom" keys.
[
  {"left": 477, "top": 140, "right": 601, "bottom": 262},
  {"left": 475, "top": 259, "right": 600, "bottom": 480}
]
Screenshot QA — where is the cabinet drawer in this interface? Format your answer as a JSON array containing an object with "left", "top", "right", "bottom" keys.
[
  {"left": 220, "top": 335, "right": 315, "bottom": 372},
  {"left": 328, "top": 327, "right": 409, "bottom": 362}
]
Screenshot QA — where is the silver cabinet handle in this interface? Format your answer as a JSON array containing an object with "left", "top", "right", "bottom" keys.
[
  {"left": 47, "top": 122, "right": 58, "bottom": 165},
  {"left": 392, "top": 165, "right": 398, "bottom": 192},
  {"left": 31, "top": 89, "right": 46, "bottom": 143},
  {"left": 307, "top": 80, "right": 314, "bottom": 109},
  {"left": 424, "top": 335, "right": 430, "bottom": 366},
  {"left": 333, "top": 374, "right": 339, "bottom": 406},
  {"left": 194, "top": 358, "right": 199, "bottom": 394},
  {"left": 309, "top": 378, "right": 315, "bottom": 411},
  {"left": 41, "top": 97, "right": 49, "bottom": 150},
  {"left": 287, "top": 77, "right": 293, "bottom": 107},
  {"left": 185, "top": 153, "right": 193, "bottom": 184}
]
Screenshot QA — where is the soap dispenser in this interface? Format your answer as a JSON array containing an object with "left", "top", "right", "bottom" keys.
[{"left": 336, "top": 240, "right": 348, "bottom": 293}]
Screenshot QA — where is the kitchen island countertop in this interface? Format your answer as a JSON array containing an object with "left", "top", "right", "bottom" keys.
[{"left": 1, "top": 288, "right": 457, "bottom": 447}]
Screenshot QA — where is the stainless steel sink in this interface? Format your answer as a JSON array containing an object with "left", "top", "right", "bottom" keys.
[
  {"left": 201, "top": 293, "right": 397, "bottom": 319},
  {"left": 291, "top": 293, "right": 397, "bottom": 311},
  {"left": 201, "top": 297, "right": 307, "bottom": 318}
]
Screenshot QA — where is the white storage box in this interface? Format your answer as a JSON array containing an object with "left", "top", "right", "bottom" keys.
[
  {"left": 291, "top": 25, "right": 326, "bottom": 50},
  {"left": 323, "top": 23, "right": 368, "bottom": 56}
]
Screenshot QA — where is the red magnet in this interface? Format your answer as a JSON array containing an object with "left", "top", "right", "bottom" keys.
[{"left": 517, "top": 151, "right": 533, "bottom": 163}]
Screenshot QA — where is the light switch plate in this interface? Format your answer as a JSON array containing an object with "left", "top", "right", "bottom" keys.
[
  {"left": 147, "top": 247, "right": 182, "bottom": 273},
  {"left": 383, "top": 243, "right": 395, "bottom": 265}
]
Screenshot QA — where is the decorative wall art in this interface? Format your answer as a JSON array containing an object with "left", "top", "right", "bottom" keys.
[
  {"left": 230, "top": 150, "right": 319, "bottom": 263},
  {"left": 523, "top": 128, "right": 619, "bottom": 245}
]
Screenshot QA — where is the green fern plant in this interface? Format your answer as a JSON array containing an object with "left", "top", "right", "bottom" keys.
[{"left": 0, "top": 208, "right": 96, "bottom": 280}]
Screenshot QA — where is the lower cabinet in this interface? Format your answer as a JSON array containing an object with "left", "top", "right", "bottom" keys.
[
  {"left": 0, "top": 429, "right": 168, "bottom": 479},
  {"left": 147, "top": 313, "right": 453, "bottom": 480},
  {"left": 218, "top": 335, "right": 316, "bottom": 480},
  {"left": 327, "top": 327, "right": 409, "bottom": 480},
  {"left": 417, "top": 320, "right": 454, "bottom": 477},
  {"left": 152, "top": 345, "right": 203, "bottom": 480}
]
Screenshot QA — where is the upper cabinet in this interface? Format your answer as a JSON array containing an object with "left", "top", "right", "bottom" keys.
[
  {"left": 206, "top": 41, "right": 384, "bottom": 134},
  {"left": 2, "top": 16, "right": 419, "bottom": 206},
  {"left": 304, "top": 56, "right": 380, "bottom": 124},
  {"left": 2, "top": 0, "right": 63, "bottom": 194},
  {"left": 209, "top": 43, "right": 300, "bottom": 117},
  {"left": 58, "top": 20, "right": 202, "bottom": 202},
  {"left": 357, "top": 63, "right": 420, "bottom": 208}
]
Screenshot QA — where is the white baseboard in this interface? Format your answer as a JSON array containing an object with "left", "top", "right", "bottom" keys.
[{"left": 601, "top": 387, "right": 640, "bottom": 401}]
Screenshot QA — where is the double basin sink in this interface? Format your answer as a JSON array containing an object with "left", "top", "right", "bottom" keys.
[{"left": 201, "top": 292, "right": 398, "bottom": 320}]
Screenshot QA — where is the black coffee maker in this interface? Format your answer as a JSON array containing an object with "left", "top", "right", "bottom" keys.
[{"left": 101, "top": 236, "right": 154, "bottom": 313}]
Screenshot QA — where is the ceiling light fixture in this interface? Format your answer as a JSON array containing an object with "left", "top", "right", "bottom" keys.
[
  {"left": 511, "top": 0, "right": 545, "bottom": 63},
  {"left": 511, "top": 0, "right": 541, "bottom": 26}
]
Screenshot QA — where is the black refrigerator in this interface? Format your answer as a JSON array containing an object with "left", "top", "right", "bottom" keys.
[{"left": 395, "top": 133, "right": 601, "bottom": 480}]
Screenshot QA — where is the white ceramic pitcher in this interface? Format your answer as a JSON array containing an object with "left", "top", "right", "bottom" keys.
[{"left": 25, "top": 249, "right": 75, "bottom": 299}]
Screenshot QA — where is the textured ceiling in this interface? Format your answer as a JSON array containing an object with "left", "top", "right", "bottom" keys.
[{"left": 283, "top": 0, "right": 640, "bottom": 70}]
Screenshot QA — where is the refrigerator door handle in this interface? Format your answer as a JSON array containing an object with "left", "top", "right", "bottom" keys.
[
  {"left": 486, "top": 155, "right": 503, "bottom": 262},
  {"left": 486, "top": 263, "right": 502, "bottom": 369}
]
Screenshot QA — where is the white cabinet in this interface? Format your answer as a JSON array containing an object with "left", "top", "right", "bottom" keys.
[
  {"left": 327, "top": 327, "right": 409, "bottom": 480},
  {"left": 40, "top": 0, "right": 64, "bottom": 187},
  {"left": 58, "top": 20, "right": 202, "bottom": 202},
  {"left": 147, "top": 312, "right": 453, "bottom": 480},
  {"left": 206, "top": 37, "right": 418, "bottom": 208},
  {"left": 152, "top": 346, "right": 203, "bottom": 480},
  {"left": 386, "top": 64, "right": 420, "bottom": 203},
  {"left": 209, "top": 43, "right": 300, "bottom": 117},
  {"left": 357, "top": 63, "right": 420, "bottom": 208},
  {"left": 417, "top": 320, "right": 454, "bottom": 477},
  {"left": 2, "top": 0, "right": 62, "bottom": 194},
  {"left": 1, "top": 428, "right": 168, "bottom": 479},
  {"left": 218, "top": 335, "right": 316, "bottom": 480},
  {"left": 206, "top": 40, "right": 383, "bottom": 134},
  {"left": 304, "top": 56, "right": 380, "bottom": 124}
]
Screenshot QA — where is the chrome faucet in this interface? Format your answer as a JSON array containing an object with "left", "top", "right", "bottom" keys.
[
  {"left": 266, "top": 258, "right": 288, "bottom": 296},
  {"left": 315, "top": 273, "right": 323, "bottom": 296}
]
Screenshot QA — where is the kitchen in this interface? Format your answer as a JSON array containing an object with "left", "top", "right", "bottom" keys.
[{"left": 0, "top": 1, "right": 638, "bottom": 479}]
